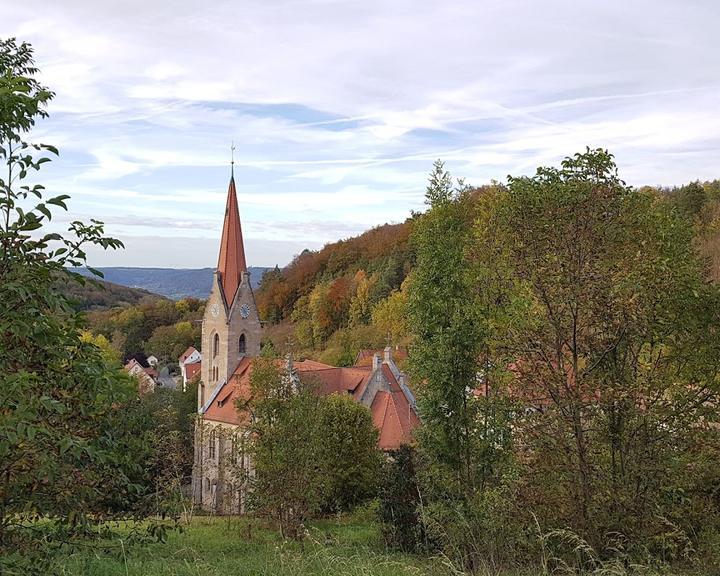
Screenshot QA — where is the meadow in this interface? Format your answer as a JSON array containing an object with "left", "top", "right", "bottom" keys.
[{"left": 51, "top": 516, "right": 450, "bottom": 576}]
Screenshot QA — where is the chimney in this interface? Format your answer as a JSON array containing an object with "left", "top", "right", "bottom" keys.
[
  {"left": 372, "top": 353, "right": 382, "bottom": 371},
  {"left": 384, "top": 346, "right": 392, "bottom": 364}
]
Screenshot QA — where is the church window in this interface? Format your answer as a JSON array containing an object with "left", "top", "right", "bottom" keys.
[
  {"left": 239, "top": 334, "right": 246, "bottom": 354},
  {"left": 231, "top": 434, "right": 238, "bottom": 465},
  {"left": 213, "top": 333, "right": 219, "bottom": 358},
  {"left": 209, "top": 429, "right": 216, "bottom": 460}
]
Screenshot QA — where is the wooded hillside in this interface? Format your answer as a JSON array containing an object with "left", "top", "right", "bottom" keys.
[{"left": 256, "top": 179, "right": 720, "bottom": 366}]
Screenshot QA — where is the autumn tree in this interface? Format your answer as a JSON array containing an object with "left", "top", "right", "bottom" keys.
[
  {"left": 147, "top": 320, "right": 199, "bottom": 365},
  {"left": 476, "top": 149, "right": 720, "bottom": 556},
  {"left": 371, "top": 279, "right": 410, "bottom": 346}
]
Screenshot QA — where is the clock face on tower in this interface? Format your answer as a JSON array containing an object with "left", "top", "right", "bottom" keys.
[
  {"left": 240, "top": 303, "right": 250, "bottom": 319},
  {"left": 210, "top": 303, "right": 220, "bottom": 318}
]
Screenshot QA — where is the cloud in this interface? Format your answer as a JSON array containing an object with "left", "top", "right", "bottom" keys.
[{"left": 2, "top": 0, "right": 719, "bottom": 266}]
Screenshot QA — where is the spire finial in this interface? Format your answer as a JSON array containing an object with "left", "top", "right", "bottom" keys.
[{"left": 230, "top": 141, "right": 235, "bottom": 177}]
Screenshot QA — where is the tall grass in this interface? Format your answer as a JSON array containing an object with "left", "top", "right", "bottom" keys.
[{"left": 51, "top": 516, "right": 448, "bottom": 576}]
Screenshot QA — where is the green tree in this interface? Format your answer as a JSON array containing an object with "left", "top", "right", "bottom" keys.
[
  {"left": 0, "top": 38, "right": 161, "bottom": 567},
  {"left": 247, "top": 358, "right": 380, "bottom": 538},
  {"left": 406, "top": 162, "right": 517, "bottom": 571},
  {"left": 408, "top": 161, "right": 501, "bottom": 489},
  {"left": 247, "top": 358, "right": 325, "bottom": 538},
  {"left": 316, "top": 393, "right": 381, "bottom": 512},
  {"left": 477, "top": 148, "right": 720, "bottom": 555}
]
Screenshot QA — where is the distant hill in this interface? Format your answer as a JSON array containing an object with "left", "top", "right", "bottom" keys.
[
  {"left": 61, "top": 277, "right": 167, "bottom": 311},
  {"left": 71, "top": 267, "right": 271, "bottom": 300}
]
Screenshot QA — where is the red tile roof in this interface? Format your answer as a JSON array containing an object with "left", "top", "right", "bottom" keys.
[
  {"left": 203, "top": 357, "right": 253, "bottom": 425},
  {"left": 371, "top": 389, "right": 419, "bottom": 450},
  {"left": 372, "top": 364, "right": 420, "bottom": 449},
  {"left": 179, "top": 346, "right": 199, "bottom": 364},
  {"left": 185, "top": 362, "right": 201, "bottom": 381},
  {"left": 216, "top": 174, "right": 247, "bottom": 307},
  {"left": 300, "top": 366, "right": 371, "bottom": 396},
  {"left": 203, "top": 356, "right": 418, "bottom": 450}
]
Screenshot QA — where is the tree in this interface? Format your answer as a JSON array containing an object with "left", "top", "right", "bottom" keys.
[
  {"left": 406, "top": 162, "right": 518, "bottom": 571},
  {"left": 316, "top": 394, "right": 381, "bottom": 512},
  {"left": 408, "top": 160, "right": 501, "bottom": 489},
  {"left": 348, "top": 269, "right": 376, "bottom": 326},
  {"left": 246, "top": 358, "right": 380, "bottom": 538},
  {"left": 371, "top": 280, "right": 410, "bottom": 346},
  {"left": 247, "top": 358, "right": 325, "bottom": 538},
  {"left": 377, "top": 445, "right": 426, "bottom": 552},
  {"left": 0, "top": 38, "right": 158, "bottom": 566},
  {"left": 475, "top": 148, "right": 720, "bottom": 555},
  {"left": 147, "top": 320, "right": 199, "bottom": 365}
]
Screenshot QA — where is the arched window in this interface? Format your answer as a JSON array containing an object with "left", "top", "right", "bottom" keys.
[
  {"left": 213, "top": 333, "right": 219, "bottom": 358},
  {"left": 209, "top": 429, "right": 216, "bottom": 460},
  {"left": 239, "top": 334, "right": 246, "bottom": 354}
]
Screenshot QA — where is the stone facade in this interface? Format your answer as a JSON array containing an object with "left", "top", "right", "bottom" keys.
[
  {"left": 198, "top": 270, "right": 261, "bottom": 411},
  {"left": 193, "top": 420, "right": 253, "bottom": 514}
]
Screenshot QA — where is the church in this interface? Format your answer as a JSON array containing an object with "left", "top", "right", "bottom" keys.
[{"left": 191, "top": 170, "right": 419, "bottom": 514}]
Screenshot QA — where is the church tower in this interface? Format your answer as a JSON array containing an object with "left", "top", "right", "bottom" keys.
[{"left": 199, "top": 169, "right": 261, "bottom": 410}]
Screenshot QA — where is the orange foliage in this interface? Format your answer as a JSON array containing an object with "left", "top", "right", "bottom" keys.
[{"left": 256, "top": 221, "right": 414, "bottom": 322}]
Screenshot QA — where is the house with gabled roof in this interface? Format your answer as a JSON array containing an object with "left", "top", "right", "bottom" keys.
[
  {"left": 124, "top": 358, "right": 157, "bottom": 395},
  {"left": 178, "top": 346, "right": 202, "bottom": 391}
]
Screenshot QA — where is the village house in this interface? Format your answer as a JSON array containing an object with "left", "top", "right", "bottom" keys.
[
  {"left": 123, "top": 358, "right": 157, "bottom": 395},
  {"left": 191, "top": 169, "right": 419, "bottom": 514},
  {"left": 179, "top": 346, "right": 202, "bottom": 391}
]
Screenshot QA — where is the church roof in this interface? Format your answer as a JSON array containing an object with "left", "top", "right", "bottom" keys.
[
  {"left": 217, "top": 174, "right": 247, "bottom": 307},
  {"left": 202, "top": 355, "right": 419, "bottom": 450}
]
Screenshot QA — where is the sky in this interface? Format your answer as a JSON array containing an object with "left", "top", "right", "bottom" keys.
[{"left": 2, "top": 0, "right": 719, "bottom": 268}]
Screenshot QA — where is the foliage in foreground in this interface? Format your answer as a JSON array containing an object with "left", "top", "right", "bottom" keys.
[
  {"left": 0, "top": 37, "right": 179, "bottom": 572},
  {"left": 46, "top": 515, "right": 710, "bottom": 576},
  {"left": 246, "top": 358, "right": 382, "bottom": 538},
  {"left": 381, "top": 150, "right": 720, "bottom": 573}
]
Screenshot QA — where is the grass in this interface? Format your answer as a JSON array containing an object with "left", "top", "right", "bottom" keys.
[{"left": 51, "top": 515, "right": 450, "bottom": 576}]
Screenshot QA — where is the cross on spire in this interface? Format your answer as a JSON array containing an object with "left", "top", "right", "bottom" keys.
[{"left": 230, "top": 141, "right": 235, "bottom": 177}]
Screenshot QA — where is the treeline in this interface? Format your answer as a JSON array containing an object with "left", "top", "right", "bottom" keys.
[
  {"left": 657, "top": 180, "right": 720, "bottom": 281},
  {"left": 61, "top": 276, "right": 165, "bottom": 311}
]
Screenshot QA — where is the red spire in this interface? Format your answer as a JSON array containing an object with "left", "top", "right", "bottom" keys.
[{"left": 217, "top": 173, "right": 247, "bottom": 307}]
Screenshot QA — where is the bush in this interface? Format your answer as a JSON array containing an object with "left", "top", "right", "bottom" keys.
[{"left": 377, "top": 446, "right": 427, "bottom": 553}]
